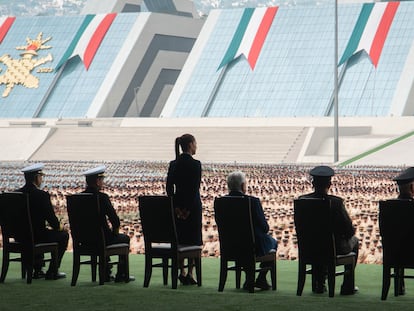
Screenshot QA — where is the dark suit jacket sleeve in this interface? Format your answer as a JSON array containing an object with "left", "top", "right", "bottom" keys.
[
  {"left": 192, "top": 160, "right": 202, "bottom": 196},
  {"left": 166, "top": 161, "right": 175, "bottom": 196},
  {"left": 42, "top": 191, "right": 60, "bottom": 230},
  {"left": 251, "top": 197, "right": 269, "bottom": 233},
  {"left": 100, "top": 193, "right": 120, "bottom": 231},
  {"left": 333, "top": 197, "right": 355, "bottom": 239}
]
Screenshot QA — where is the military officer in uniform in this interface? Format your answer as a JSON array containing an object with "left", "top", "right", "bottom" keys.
[
  {"left": 17, "top": 163, "right": 68, "bottom": 280},
  {"left": 299, "top": 165, "right": 359, "bottom": 295},
  {"left": 391, "top": 167, "right": 414, "bottom": 295},
  {"left": 82, "top": 165, "right": 134, "bottom": 282}
]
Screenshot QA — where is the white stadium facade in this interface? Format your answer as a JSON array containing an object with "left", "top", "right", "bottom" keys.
[{"left": 1, "top": 0, "right": 414, "bottom": 166}]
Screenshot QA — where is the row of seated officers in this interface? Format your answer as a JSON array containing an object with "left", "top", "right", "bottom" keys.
[
  {"left": 9, "top": 161, "right": 414, "bottom": 294},
  {"left": 15, "top": 163, "right": 134, "bottom": 282}
]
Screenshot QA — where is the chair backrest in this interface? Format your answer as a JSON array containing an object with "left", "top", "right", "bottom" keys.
[
  {"left": 379, "top": 199, "right": 414, "bottom": 266},
  {"left": 66, "top": 193, "right": 105, "bottom": 251},
  {"left": 138, "top": 195, "right": 178, "bottom": 249},
  {"left": 0, "top": 192, "right": 34, "bottom": 249},
  {"left": 294, "top": 198, "right": 335, "bottom": 264},
  {"left": 214, "top": 196, "right": 255, "bottom": 262}
]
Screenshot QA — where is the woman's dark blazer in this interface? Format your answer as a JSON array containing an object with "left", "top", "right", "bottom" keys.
[{"left": 166, "top": 153, "right": 202, "bottom": 245}]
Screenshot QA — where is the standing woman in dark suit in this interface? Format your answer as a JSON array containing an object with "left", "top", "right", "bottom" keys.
[{"left": 166, "top": 133, "right": 202, "bottom": 285}]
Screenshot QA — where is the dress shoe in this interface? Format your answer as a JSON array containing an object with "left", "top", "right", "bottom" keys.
[
  {"left": 185, "top": 274, "right": 197, "bottom": 285},
  {"left": 313, "top": 284, "right": 327, "bottom": 294},
  {"left": 33, "top": 270, "right": 46, "bottom": 279},
  {"left": 340, "top": 285, "right": 359, "bottom": 295},
  {"left": 179, "top": 274, "right": 189, "bottom": 285},
  {"left": 242, "top": 281, "right": 254, "bottom": 291},
  {"left": 255, "top": 277, "right": 271, "bottom": 290},
  {"left": 45, "top": 271, "right": 66, "bottom": 280},
  {"left": 115, "top": 274, "right": 135, "bottom": 283}
]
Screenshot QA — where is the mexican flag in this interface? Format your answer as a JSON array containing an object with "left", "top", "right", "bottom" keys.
[
  {"left": 0, "top": 17, "right": 16, "bottom": 44},
  {"left": 339, "top": 2, "right": 399, "bottom": 68},
  {"left": 56, "top": 13, "right": 117, "bottom": 71},
  {"left": 218, "top": 7, "right": 278, "bottom": 70}
]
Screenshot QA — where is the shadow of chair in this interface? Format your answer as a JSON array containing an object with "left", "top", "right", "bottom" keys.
[
  {"left": 213, "top": 196, "right": 277, "bottom": 293},
  {"left": 0, "top": 192, "right": 58, "bottom": 284},
  {"left": 294, "top": 198, "right": 356, "bottom": 297},
  {"left": 379, "top": 199, "right": 414, "bottom": 300},
  {"left": 138, "top": 195, "right": 202, "bottom": 289},
  {"left": 66, "top": 193, "right": 130, "bottom": 286}
]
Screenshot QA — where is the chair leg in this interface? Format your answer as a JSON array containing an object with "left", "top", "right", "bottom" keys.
[
  {"left": 98, "top": 255, "right": 105, "bottom": 285},
  {"left": 91, "top": 256, "right": 97, "bottom": 282},
  {"left": 0, "top": 250, "right": 10, "bottom": 282},
  {"left": 297, "top": 261, "right": 306, "bottom": 296},
  {"left": 381, "top": 265, "right": 391, "bottom": 300},
  {"left": 218, "top": 258, "right": 228, "bottom": 292},
  {"left": 246, "top": 263, "right": 255, "bottom": 293},
  {"left": 144, "top": 255, "right": 152, "bottom": 288},
  {"left": 327, "top": 264, "right": 335, "bottom": 298},
  {"left": 394, "top": 268, "right": 401, "bottom": 297},
  {"left": 270, "top": 260, "right": 277, "bottom": 291},
  {"left": 171, "top": 256, "right": 178, "bottom": 289},
  {"left": 162, "top": 257, "right": 168, "bottom": 285},
  {"left": 71, "top": 253, "right": 81, "bottom": 286},
  {"left": 26, "top": 263, "right": 33, "bottom": 284},
  {"left": 195, "top": 256, "right": 202, "bottom": 287},
  {"left": 124, "top": 252, "right": 130, "bottom": 283},
  {"left": 21, "top": 260, "right": 26, "bottom": 279},
  {"left": 50, "top": 247, "right": 58, "bottom": 275},
  {"left": 235, "top": 264, "right": 242, "bottom": 289}
]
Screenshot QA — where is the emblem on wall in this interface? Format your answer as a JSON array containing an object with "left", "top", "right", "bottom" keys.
[{"left": 0, "top": 32, "right": 53, "bottom": 97}]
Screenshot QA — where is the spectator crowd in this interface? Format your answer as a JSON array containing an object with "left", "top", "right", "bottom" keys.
[{"left": 0, "top": 161, "right": 403, "bottom": 265}]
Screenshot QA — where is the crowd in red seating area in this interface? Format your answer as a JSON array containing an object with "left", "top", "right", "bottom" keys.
[{"left": 0, "top": 161, "right": 403, "bottom": 264}]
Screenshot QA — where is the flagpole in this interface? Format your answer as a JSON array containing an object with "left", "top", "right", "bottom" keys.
[{"left": 334, "top": 0, "right": 339, "bottom": 163}]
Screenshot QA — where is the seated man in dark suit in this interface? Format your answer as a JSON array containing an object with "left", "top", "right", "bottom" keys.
[
  {"left": 82, "top": 165, "right": 134, "bottom": 283},
  {"left": 299, "top": 165, "right": 359, "bottom": 295},
  {"left": 17, "top": 163, "right": 68, "bottom": 280},
  {"left": 391, "top": 166, "right": 414, "bottom": 295},
  {"left": 226, "top": 171, "right": 277, "bottom": 290}
]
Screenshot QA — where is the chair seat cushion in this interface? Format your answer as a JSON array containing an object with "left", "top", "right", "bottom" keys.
[
  {"left": 336, "top": 252, "right": 356, "bottom": 259},
  {"left": 35, "top": 242, "right": 59, "bottom": 248},
  {"left": 106, "top": 243, "right": 129, "bottom": 250},
  {"left": 177, "top": 245, "right": 203, "bottom": 252}
]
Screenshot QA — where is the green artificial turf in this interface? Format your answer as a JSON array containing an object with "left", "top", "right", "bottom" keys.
[{"left": 0, "top": 254, "right": 412, "bottom": 310}]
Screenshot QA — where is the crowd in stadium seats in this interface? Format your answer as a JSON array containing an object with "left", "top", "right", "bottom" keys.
[{"left": 0, "top": 161, "right": 402, "bottom": 264}]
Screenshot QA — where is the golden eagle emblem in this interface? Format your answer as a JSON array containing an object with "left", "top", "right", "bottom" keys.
[{"left": 0, "top": 32, "right": 53, "bottom": 97}]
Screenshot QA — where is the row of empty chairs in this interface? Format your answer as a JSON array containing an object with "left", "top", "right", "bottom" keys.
[{"left": 0, "top": 192, "right": 412, "bottom": 299}]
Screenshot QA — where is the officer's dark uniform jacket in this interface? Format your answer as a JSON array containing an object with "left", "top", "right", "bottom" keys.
[
  {"left": 17, "top": 183, "right": 60, "bottom": 242},
  {"left": 82, "top": 186, "right": 120, "bottom": 241},
  {"left": 299, "top": 192, "right": 355, "bottom": 254}
]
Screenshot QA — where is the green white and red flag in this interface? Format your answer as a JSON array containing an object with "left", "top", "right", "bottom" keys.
[
  {"left": 0, "top": 17, "right": 16, "bottom": 44},
  {"left": 218, "top": 7, "right": 278, "bottom": 70},
  {"left": 56, "top": 13, "right": 117, "bottom": 70},
  {"left": 339, "top": 2, "right": 399, "bottom": 68}
]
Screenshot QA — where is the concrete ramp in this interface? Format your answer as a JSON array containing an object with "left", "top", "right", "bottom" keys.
[{"left": 0, "top": 127, "right": 52, "bottom": 161}]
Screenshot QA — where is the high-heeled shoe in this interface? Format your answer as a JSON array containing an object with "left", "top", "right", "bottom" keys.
[{"left": 186, "top": 274, "right": 197, "bottom": 285}]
